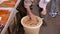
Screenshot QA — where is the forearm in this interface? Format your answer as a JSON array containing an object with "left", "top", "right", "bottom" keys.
[{"left": 26, "top": 7, "right": 32, "bottom": 15}]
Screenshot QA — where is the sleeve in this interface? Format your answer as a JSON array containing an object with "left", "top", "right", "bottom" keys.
[
  {"left": 39, "top": 0, "right": 50, "bottom": 8},
  {"left": 24, "top": 0, "right": 32, "bottom": 8}
]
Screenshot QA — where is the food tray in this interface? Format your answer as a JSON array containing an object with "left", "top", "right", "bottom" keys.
[{"left": 0, "top": 0, "right": 17, "bottom": 8}]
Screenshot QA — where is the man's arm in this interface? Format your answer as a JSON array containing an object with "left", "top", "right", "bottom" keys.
[
  {"left": 24, "top": 0, "right": 37, "bottom": 21},
  {"left": 39, "top": 0, "right": 50, "bottom": 15},
  {"left": 24, "top": 0, "right": 33, "bottom": 16},
  {"left": 26, "top": 7, "right": 32, "bottom": 15}
]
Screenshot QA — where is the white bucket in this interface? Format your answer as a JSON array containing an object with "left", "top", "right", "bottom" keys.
[{"left": 21, "top": 16, "right": 43, "bottom": 34}]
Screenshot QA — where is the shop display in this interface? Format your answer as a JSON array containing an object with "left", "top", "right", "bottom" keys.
[
  {"left": 0, "top": 0, "right": 17, "bottom": 8},
  {"left": 0, "top": 0, "right": 20, "bottom": 34},
  {"left": 0, "top": 10, "right": 10, "bottom": 32}
]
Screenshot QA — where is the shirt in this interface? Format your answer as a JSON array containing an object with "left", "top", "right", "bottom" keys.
[
  {"left": 39, "top": 0, "right": 50, "bottom": 8},
  {"left": 24, "top": 0, "right": 50, "bottom": 8}
]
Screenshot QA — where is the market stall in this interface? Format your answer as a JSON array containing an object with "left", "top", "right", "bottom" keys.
[{"left": 0, "top": 0, "right": 21, "bottom": 34}]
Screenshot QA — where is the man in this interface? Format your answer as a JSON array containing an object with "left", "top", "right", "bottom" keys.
[{"left": 24, "top": 0, "right": 50, "bottom": 23}]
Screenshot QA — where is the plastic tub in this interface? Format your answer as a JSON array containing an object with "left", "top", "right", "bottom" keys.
[{"left": 21, "top": 16, "right": 43, "bottom": 34}]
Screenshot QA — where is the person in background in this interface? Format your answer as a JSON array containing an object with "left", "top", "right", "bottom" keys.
[{"left": 24, "top": 0, "right": 50, "bottom": 26}]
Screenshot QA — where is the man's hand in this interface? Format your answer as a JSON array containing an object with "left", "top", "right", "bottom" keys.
[
  {"left": 29, "top": 13, "right": 38, "bottom": 22},
  {"left": 41, "top": 8, "right": 47, "bottom": 15},
  {"left": 39, "top": 0, "right": 51, "bottom": 15},
  {"left": 26, "top": 6, "right": 38, "bottom": 22}
]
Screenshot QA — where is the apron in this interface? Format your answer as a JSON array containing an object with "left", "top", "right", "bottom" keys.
[{"left": 31, "top": 0, "right": 41, "bottom": 16}]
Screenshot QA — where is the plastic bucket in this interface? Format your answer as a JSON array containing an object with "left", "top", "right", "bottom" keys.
[{"left": 21, "top": 16, "right": 43, "bottom": 34}]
